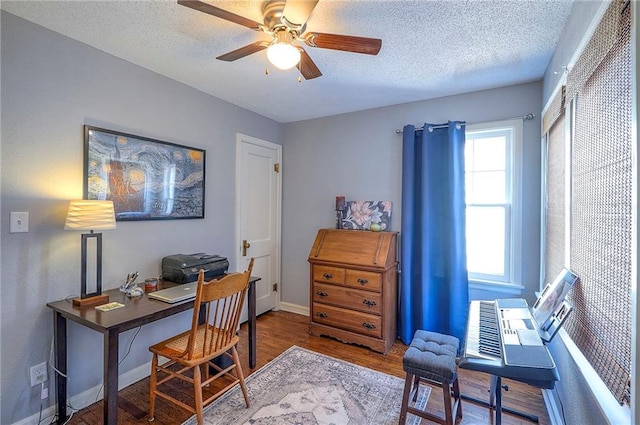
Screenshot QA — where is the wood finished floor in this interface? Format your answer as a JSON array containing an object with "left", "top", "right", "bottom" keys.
[{"left": 62, "top": 310, "right": 551, "bottom": 425}]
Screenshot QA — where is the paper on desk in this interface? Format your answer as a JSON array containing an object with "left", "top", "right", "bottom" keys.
[{"left": 95, "top": 302, "right": 125, "bottom": 312}]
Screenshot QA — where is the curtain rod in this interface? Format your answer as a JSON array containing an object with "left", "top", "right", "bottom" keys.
[{"left": 394, "top": 113, "right": 536, "bottom": 134}]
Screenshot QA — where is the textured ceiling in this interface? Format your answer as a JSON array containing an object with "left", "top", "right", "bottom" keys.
[{"left": 1, "top": 0, "right": 574, "bottom": 123}]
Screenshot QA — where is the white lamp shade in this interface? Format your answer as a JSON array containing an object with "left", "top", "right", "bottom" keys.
[
  {"left": 267, "top": 42, "right": 301, "bottom": 70},
  {"left": 64, "top": 200, "right": 116, "bottom": 231}
]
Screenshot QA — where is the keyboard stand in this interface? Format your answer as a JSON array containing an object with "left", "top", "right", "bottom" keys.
[{"left": 461, "top": 375, "right": 539, "bottom": 425}]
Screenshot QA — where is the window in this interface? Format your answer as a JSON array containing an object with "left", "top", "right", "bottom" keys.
[
  {"left": 542, "top": 0, "right": 632, "bottom": 409},
  {"left": 465, "top": 120, "right": 522, "bottom": 286}
]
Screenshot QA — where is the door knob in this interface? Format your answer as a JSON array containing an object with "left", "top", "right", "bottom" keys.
[{"left": 242, "top": 239, "right": 251, "bottom": 256}]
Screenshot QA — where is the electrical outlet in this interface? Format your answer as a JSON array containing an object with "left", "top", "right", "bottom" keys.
[{"left": 30, "top": 362, "right": 48, "bottom": 387}]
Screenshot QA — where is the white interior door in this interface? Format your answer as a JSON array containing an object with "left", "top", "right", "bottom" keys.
[{"left": 236, "top": 134, "right": 281, "bottom": 319}]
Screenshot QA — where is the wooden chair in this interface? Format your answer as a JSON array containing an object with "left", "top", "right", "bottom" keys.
[{"left": 148, "top": 259, "right": 254, "bottom": 424}]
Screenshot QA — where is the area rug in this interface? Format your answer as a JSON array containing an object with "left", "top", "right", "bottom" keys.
[{"left": 183, "top": 345, "right": 430, "bottom": 425}]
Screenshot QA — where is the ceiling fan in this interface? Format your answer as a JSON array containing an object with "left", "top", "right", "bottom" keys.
[{"left": 177, "top": 0, "right": 382, "bottom": 80}]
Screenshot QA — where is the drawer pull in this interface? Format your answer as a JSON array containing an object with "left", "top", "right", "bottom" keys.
[
  {"left": 316, "top": 291, "right": 328, "bottom": 297},
  {"left": 316, "top": 312, "right": 328, "bottom": 319},
  {"left": 362, "top": 299, "right": 377, "bottom": 308},
  {"left": 322, "top": 273, "right": 334, "bottom": 280},
  {"left": 362, "top": 322, "right": 377, "bottom": 330},
  {"left": 357, "top": 278, "right": 369, "bottom": 285}
]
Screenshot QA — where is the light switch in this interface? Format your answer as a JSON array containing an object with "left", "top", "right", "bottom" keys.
[{"left": 10, "top": 212, "right": 29, "bottom": 233}]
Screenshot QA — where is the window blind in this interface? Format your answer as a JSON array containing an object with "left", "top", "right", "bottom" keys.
[
  {"left": 544, "top": 112, "right": 566, "bottom": 285},
  {"left": 542, "top": 86, "right": 565, "bottom": 136},
  {"left": 543, "top": 0, "right": 632, "bottom": 405},
  {"left": 564, "top": 1, "right": 625, "bottom": 106}
]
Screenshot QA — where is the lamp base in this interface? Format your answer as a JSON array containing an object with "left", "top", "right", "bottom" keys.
[{"left": 72, "top": 294, "right": 109, "bottom": 307}]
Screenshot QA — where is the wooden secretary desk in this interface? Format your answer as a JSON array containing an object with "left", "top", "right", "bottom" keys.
[{"left": 308, "top": 228, "right": 399, "bottom": 354}]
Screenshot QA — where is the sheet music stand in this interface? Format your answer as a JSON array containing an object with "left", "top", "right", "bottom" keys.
[{"left": 538, "top": 300, "right": 572, "bottom": 343}]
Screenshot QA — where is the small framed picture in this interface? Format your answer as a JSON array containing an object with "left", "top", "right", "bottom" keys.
[{"left": 341, "top": 200, "right": 392, "bottom": 231}]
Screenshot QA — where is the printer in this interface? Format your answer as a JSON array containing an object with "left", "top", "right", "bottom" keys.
[{"left": 161, "top": 253, "right": 229, "bottom": 283}]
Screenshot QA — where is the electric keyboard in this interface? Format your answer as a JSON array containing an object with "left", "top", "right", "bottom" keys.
[{"left": 458, "top": 298, "right": 559, "bottom": 389}]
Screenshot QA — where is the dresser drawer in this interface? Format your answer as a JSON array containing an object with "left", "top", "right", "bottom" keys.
[
  {"left": 312, "top": 302, "right": 382, "bottom": 338},
  {"left": 345, "top": 270, "right": 382, "bottom": 291},
  {"left": 312, "top": 265, "right": 345, "bottom": 285},
  {"left": 312, "top": 282, "right": 382, "bottom": 314}
]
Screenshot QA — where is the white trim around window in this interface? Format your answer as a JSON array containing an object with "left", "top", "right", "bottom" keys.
[{"left": 465, "top": 119, "right": 523, "bottom": 289}]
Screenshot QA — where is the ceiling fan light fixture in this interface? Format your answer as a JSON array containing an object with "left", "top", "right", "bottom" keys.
[
  {"left": 267, "top": 29, "right": 300, "bottom": 70},
  {"left": 267, "top": 42, "right": 300, "bottom": 70},
  {"left": 179, "top": 0, "right": 380, "bottom": 80}
]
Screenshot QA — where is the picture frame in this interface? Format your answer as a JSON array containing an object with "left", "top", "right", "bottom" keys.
[
  {"left": 341, "top": 200, "right": 392, "bottom": 231},
  {"left": 84, "top": 126, "right": 205, "bottom": 221}
]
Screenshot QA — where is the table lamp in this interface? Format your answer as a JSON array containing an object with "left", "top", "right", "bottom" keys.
[{"left": 64, "top": 200, "right": 116, "bottom": 307}]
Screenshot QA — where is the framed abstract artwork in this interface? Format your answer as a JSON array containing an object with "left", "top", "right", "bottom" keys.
[{"left": 84, "top": 126, "right": 206, "bottom": 221}]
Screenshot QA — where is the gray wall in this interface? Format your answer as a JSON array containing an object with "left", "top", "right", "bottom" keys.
[
  {"left": 546, "top": 338, "right": 609, "bottom": 425},
  {"left": 0, "top": 12, "right": 282, "bottom": 424},
  {"left": 280, "top": 82, "right": 544, "bottom": 308}
]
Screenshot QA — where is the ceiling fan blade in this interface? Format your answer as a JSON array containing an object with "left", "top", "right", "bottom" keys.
[
  {"left": 282, "top": 0, "right": 319, "bottom": 27},
  {"left": 216, "top": 41, "right": 270, "bottom": 61},
  {"left": 297, "top": 49, "right": 322, "bottom": 80},
  {"left": 178, "top": 0, "right": 262, "bottom": 30},
  {"left": 304, "top": 32, "right": 382, "bottom": 55}
]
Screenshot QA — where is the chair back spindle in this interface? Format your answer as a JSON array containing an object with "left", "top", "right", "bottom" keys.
[{"left": 184, "top": 258, "right": 254, "bottom": 361}]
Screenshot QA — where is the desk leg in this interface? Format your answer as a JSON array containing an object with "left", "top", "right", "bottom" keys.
[
  {"left": 54, "top": 312, "right": 68, "bottom": 424},
  {"left": 248, "top": 280, "right": 256, "bottom": 369},
  {"left": 103, "top": 328, "right": 119, "bottom": 425}
]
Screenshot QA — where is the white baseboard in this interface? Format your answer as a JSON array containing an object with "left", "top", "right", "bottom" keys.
[
  {"left": 278, "top": 302, "right": 309, "bottom": 316},
  {"left": 542, "top": 388, "right": 563, "bottom": 425},
  {"left": 13, "top": 362, "right": 152, "bottom": 425},
  {"left": 12, "top": 401, "right": 57, "bottom": 425},
  {"left": 16, "top": 305, "right": 311, "bottom": 425}
]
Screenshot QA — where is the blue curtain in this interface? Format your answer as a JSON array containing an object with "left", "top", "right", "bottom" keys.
[{"left": 399, "top": 122, "right": 469, "bottom": 343}]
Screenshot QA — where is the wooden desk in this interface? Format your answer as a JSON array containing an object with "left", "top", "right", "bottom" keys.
[{"left": 47, "top": 276, "right": 260, "bottom": 425}]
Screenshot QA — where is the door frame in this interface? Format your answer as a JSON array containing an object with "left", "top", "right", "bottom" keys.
[{"left": 234, "top": 133, "right": 282, "bottom": 311}]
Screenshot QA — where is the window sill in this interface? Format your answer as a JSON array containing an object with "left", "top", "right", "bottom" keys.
[{"left": 469, "top": 279, "right": 524, "bottom": 297}]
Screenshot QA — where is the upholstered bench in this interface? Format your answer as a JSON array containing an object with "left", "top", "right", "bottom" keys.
[{"left": 398, "top": 330, "right": 462, "bottom": 425}]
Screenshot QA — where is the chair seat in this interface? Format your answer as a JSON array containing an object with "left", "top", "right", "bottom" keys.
[
  {"left": 399, "top": 330, "right": 462, "bottom": 425},
  {"left": 150, "top": 325, "right": 240, "bottom": 366},
  {"left": 403, "top": 330, "right": 459, "bottom": 382}
]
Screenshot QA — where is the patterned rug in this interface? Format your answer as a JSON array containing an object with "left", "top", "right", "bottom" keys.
[{"left": 183, "top": 345, "right": 430, "bottom": 425}]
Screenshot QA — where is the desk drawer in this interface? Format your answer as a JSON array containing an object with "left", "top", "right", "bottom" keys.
[
  {"left": 345, "top": 270, "right": 382, "bottom": 291},
  {"left": 313, "top": 265, "right": 345, "bottom": 285},
  {"left": 312, "top": 282, "right": 382, "bottom": 314},
  {"left": 312, "top": 302, "right": 382, "bottom": 338}
]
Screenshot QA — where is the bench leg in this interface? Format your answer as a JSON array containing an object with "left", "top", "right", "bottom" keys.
[
  {"left": 452, "top": 377, "right": 463, "bottom": 421},
  {"left": 398, "top": 372, "right": 414, "bottom": 424},
  {"left": 399, "top": 374, "right": 463, "bottom": 425}
]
